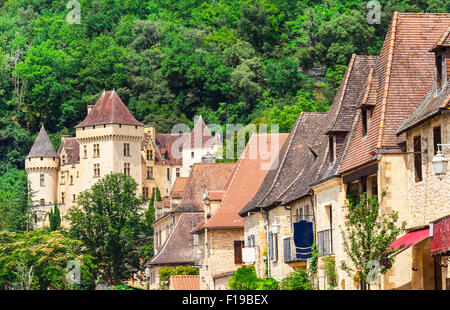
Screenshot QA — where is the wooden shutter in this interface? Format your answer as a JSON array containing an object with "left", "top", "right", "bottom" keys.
[{"left": 234, "top": 240, "right": 244, "bottom": 265}]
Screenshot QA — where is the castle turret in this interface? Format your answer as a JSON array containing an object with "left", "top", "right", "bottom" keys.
[
  {"left": 74, "top": 90, "right": 145, "bottom": 193},
  {"left": 25, "top": 125, "right": 59, "bottom": 206}
]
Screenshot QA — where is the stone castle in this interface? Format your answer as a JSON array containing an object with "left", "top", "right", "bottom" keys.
[{"left": 25, "top": 90, "right": 220, "bottom": 228}]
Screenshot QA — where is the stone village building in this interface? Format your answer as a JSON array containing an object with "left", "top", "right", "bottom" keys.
[
  {"left": 25, "top": 90, "right": 220, "bottom": 229},
  {"left": 235, "top": 13, "right": 450, "bottom": 290},
  {"left": 191, "top": 133, "right": 287, "bottom": 289},
  {"left": 146, "top": 162, "right": 235, "bottom": 290},
  {"left": 239, "top": 112, "right": 327, "bottom": 281}
]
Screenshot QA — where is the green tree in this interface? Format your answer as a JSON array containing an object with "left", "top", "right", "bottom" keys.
[
  {"left": 66, "top": 173, "right": 147, "bottom": 285},
  {"left": 49, "top": 203, "right": 61, "bottom": 231},
  {"left": 340, "top": 191, "right": 406, "bottom": 290},
  {"left": 0, "top": 230, "right": 97, "bottom": 290},
  {"left": 158, "top": 265, "right": 199, "bottom": 290},
  {"left": 0, "top": 168, "right": 31, "bottom": 232}
]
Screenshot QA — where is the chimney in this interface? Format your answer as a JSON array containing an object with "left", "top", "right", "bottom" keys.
[{"left": 87, "top": 105, "right": 94, "bottom": 115}]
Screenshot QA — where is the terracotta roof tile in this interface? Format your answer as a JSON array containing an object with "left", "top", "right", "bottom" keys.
[
  {"left": 397, "top": 81, "right": 450, "bottom": 134},
  {"left": 169, "top": 275, "right": 200, "bottom": 290},
  {"left": 75, "top": 90, "right": 144, "bottom": 128},
  {"left": 175, "top": 163, "right": 235, "bottom": 212},
  {"left": 154, "top": 133, "right": 184, "bottom": 165},
  {"left": 240, "top": 113, "right": 327, "bottom": 216},
  {"left": 170, "top": 177, "right": 189, "bottom": 199},
  {"left": 314, "top": 55, "right": 378, "bottom": 183},
  {"left": 202, "top": 133, "right": 287, "bottom": 229},
  {"left": 58, "top": 137, "right": 80, "bottom": 164},
  {"left": 340, "top": 13, "right": 450, "bottom": 173}
]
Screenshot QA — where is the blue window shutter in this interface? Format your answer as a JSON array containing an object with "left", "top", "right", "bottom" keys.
[{"left": 269, "top": 232, "right": 273, "bottom": 260}]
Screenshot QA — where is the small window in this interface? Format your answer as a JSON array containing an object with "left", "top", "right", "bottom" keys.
[
  {"left": 94, "top": 164, "right": 100, "bottom": 177},
  {"left": 83, "top": 145, "right": 87, "bottom": 158},
  {"left": 166, "top": 168, "right": 170, "bottom": 181},
  {"left": 436, "top": 53, "right": 443, "bottom": 90},
  {"left": 414, "top": 136, "right": 422, "bottom": 182},
  {"left": 61, "top": 174, "right": 65, "bottom": 185},
  {"left": 72, "top": 194, "right": 76, "bottom": 203},
  {"left": 433, "top": 126, "right": 442, "bottom": 155},
  {"left": 176, "top": 168, "right": 180, "bottom": 178},
  {"left": 234, "top": 240, "right": 244, "bottom": 265},
  {"left": 147, "top": 150, "right": 153, "bottom": 160},
  {"left": 61, "top": 192, "right": 65, "bottom": 204},
  {"left": 329, "top": 136, "right": 335, "bottom": 163},
  {"left": 70, "top": 175, "right": 73, "bottom": 185},
  {"left": 40, "top": 174, "right": 45, "bottom": 186},
  {"left": 62, "top": 155, "right": 66, "bottom": 164},
  {"left": 124, "top": 163, "right": 131, "bottom": 176},
  {"left": 191, "top": 151, "right": 195, "bottom": 158},
  {"left": 93, "top": 144, "right": 100, "bottom": 157},
  {"left": 362, "top": 109, "right": 372, "bottom": 137},
  {"left": 123, "top": 143, "right": 130, "bottom": 156},
  {"left": 40, "top": 198, "right": 45, "bottom": 206}
]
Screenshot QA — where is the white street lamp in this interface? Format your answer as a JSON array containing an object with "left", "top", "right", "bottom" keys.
[{"left": 432, "top": 145, "right": 450, "bottom": 179}]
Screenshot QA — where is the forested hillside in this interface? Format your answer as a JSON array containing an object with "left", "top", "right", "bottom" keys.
[{"left": 0, "top": 0, "right": 448, "bottom": 175}]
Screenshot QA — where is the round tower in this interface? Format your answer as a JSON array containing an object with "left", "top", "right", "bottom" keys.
[{"left": 25, "top": 125, "right": 59, "bottom": 206}]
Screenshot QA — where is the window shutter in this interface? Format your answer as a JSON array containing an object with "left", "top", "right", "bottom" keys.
[
  {"left": 234, "top": 240, "right": 244, "bottom": 265},
  {"left": 269, "top": 232, "right": 273, "bottom": 260}
]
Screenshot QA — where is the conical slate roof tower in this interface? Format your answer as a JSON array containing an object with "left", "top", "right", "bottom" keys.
[{"left": 26, "top": 125, "right": 58, "bottom": 158}]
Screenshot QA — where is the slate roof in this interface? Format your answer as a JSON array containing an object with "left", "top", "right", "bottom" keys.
[
  {"left": 149, "top": 212, "right": 204, "bottom": 265},
  {"left": 239, "top": 112, "right": 327, "bottom": 216},
  {"left": 174, "top": 163, "right": 235, "bottom": 212},
  {"left": 58, "top": 137, "right": 80, "bottom": 164},
  {"left": 26, "top": 126, "right": 58, "bottom": 158},
  {"left": 314, "top": 55, "right": 378, "bottom": 184},
  {"left": 75, "top": 90, "right": 144, "bottom": 128},
  {"left": 397, "top": 81, "right": 450, "bottom": 134},
  {"left": 339, "top": 13, "right": 450, "bottom": 174},
  {"left": 200, "top": 133, "right": 287, "bottom": 229},
  {"left": 169, "top": 275, "right": 200, "bottom": 290}
]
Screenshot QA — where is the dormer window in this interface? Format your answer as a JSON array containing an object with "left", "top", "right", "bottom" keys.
[
  {"left": 436, "top": 52, "right": 445, "bottom": 91},
  {"left": 361, "top": 108, "right": 372, "bottom": 137},
  {"left": 329, "top": 136, "right": 336, "bottom": 163}
]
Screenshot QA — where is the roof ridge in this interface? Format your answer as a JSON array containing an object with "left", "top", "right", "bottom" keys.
[
  {"left": 325, "top": 54, "right": 356, "bottom": 133},
  {"left": 377, "top": 11, "right": 398, "bottom": 149}
]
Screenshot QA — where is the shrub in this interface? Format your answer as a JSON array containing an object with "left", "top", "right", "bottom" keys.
[
  {"left": 228, "top": 265, "right": 260, "bottom": 290},
  {"left": 256, "top": 277, "right": 280, "bottom": 290},
  {"left": 280, "top": 269, "right": 313, "bottom": 290}
]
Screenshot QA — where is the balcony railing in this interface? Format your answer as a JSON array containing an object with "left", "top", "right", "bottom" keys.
[
  {"left": 283, "top": 237, "right": 312, "bottom": 263},
  {"left": 317, "top": 228, "right": 333, "bottom": 256}
]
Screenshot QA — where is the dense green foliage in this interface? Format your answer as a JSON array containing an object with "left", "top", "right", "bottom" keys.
[
  {"left": 0, "top": 168, "right": 31, "bottom": 232},
  {"left": 66, "top": 173, "right": 148, "bottom": 286},
  {"left": 0, "top": 230, "right": 97, "bottom": 290},
  {"left": 0, "top": 0, "right": 447, "bottom": 173}
]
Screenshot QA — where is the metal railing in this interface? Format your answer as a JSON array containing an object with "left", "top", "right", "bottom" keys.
[
  {"left": 317, "top": 229, "right": 333, "bottom": 256},
  {"left": 283, "top": 237, "right": 310, "bottom": 263}
]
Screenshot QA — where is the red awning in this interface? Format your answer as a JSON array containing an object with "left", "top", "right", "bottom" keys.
[
  {"left": 430, "top": 216, "right": 450, "bottom": 256},
  {"left": 389, "top": 228, "right": 430, "bottom": 254}
]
